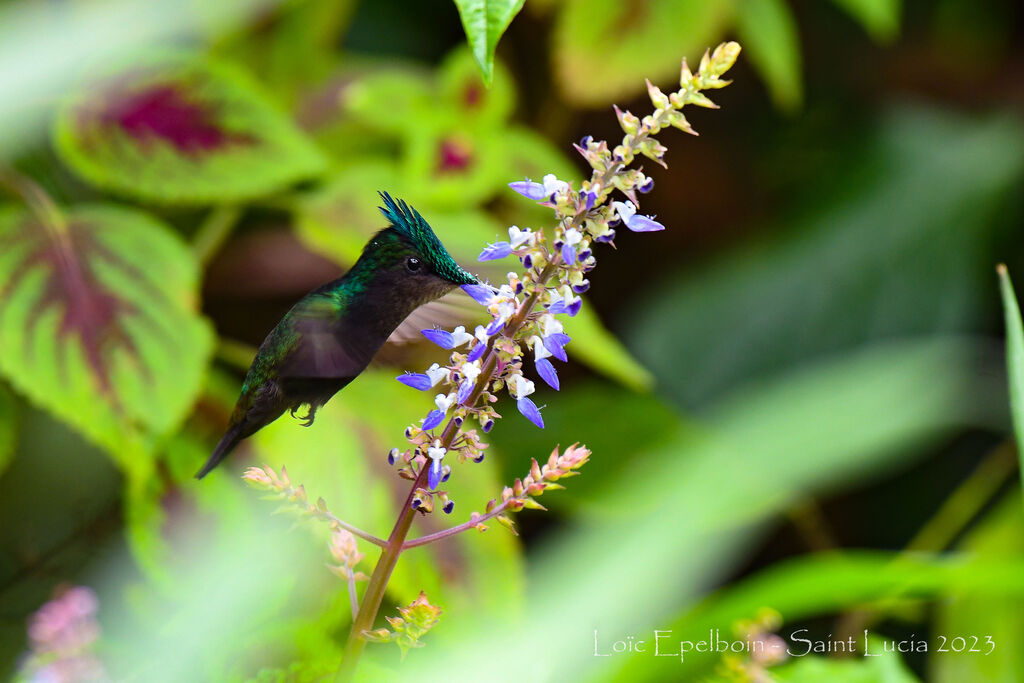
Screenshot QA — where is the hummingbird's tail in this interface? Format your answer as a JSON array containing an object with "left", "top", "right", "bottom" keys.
[{"left": 195, "top": 423, "right": 246, "bottom": 479}]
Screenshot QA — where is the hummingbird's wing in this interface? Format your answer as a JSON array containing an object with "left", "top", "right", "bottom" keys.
[
  {"left": 387, "top": 290, "right": 486, "bottom": 344},
  {"left": 276, "top": 296, "right": 371, "bottom": 380}
]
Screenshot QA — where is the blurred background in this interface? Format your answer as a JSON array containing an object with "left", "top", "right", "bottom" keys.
[{"left": 1, "top": 0, "right": 1023, "bottom": 681}]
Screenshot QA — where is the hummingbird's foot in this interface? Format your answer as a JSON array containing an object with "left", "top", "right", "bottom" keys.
[{"left": 291, "top": 403, "right": 319, "bottom": 427}]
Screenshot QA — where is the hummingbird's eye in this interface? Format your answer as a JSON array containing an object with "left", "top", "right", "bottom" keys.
[{"left": 405, "top": 256, "right": 422, "bottom": 272}]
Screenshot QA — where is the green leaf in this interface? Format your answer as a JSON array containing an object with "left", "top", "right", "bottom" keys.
[
  {"left": 452, "top": 0, "right": 525, "bottom": 86},
  {"left": 626, "top": 106, "right": 1024, "bottom": 409},
  {"left": 932, "top": 495, "right": 1024, "bottom": 682},
  {"left": 552, "top": 0, "right": 735, "bottom": 105},
  {"left": 735, "top": 0, "right": 802, "bottom": 110},
  {"left": 570, "top": 305, "right": 654, "bottom": 393},
  {"left": 998, "top": 265, "right": 1024, "bottom": 496},
  {"left": 0, "top": 384, "right": 16, "bottom": 477},
  {"left": 53, "top": 52, "right": 327, "bottom": 204},
  {"left": 0, "top": 203, "right": 214, "bottom": 474},
  {"left": 828, "top": 0, "right": 901, "bottom": 42}
]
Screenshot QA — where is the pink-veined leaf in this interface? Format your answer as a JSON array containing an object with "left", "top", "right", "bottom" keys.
[
  {"left": 53, "top": 52, "right": 327, "bottom": 204},
  {"left": 0, "top": 203, "right": 214, "bottom": 473}
]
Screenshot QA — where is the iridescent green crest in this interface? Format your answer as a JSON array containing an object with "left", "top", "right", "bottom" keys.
[{"left": 377, "top": 192, "right": 476, "bottom": 285}]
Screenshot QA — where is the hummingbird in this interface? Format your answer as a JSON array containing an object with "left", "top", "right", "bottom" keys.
[{"left": 196, "top": 192, "right": 478, "bottom": 479}]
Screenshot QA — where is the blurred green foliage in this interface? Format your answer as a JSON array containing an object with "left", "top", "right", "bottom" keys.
[{"left": 0, "top": 0, "right": 1022, "bottom": 681}]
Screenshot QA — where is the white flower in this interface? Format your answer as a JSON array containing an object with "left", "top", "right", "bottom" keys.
[
  {"left": 541, "top": 314, "right": 564, "bottom": 337},
  {"left": 542, "top": 173, "right": 569, "bottom": 196},
  {"left": 612, "top": 200, "right": 636, "bottom": 224},
  {"left": 461, "top": 360, "right": 481, "bottom": 382},
  {"left": 428, "top": 440, "right": 446, "bottom": 462},
  {"left": 530, "top": 335, "right": 552, "bottom": 361},
  {"left": 450, "top": 325, "right": 473, "bottom": 347},
  {"left": 564, "top": 227, "right": 583, "bottom": 246},
  {"left": 508, "top": 226, "right": 533, "bottom": 248},
  {"left": 474, "top": 324, "right": 490, "bottom": 344},
  {"left": 435, "top": 392, "right": 455, "bottom": 413},
  {"left": 513, "top": 374, "right": 536, "bottom": 399},
  {"left": 425, "top": 363, "right": 447, "bottom": 387}
]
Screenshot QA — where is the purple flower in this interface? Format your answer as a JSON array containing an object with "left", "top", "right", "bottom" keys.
[
  {"left": 397, "top": 373, "right": 432, "bottom": 391},
  {"left": 422, "top": 409, "right": 445, "bottom": 430},
  {"left": 584, "top": 190, "right": 597, "bottom": 210},
  {"left": 486, "top": 318, "right": 504, "bottom": 335},
  {"left": 578, "top": 248, "right": 592, "bottom": 262},
  {"left": 572, "top": 280, "right": 590, "bottom": 293},
  {"left": 544, "top": 333, "right": 570, "bottom": 362},
  {"left": 612, "top": 200, "right": 665, "bottom": 232},
  {"left": 467, "top": 343, "right": 486, "bottom": 362},
  {"left": 517, "top": 397, "right": 544, "bottom": 428},
  {"left": 443, "top": 500, "right": 454, "bottom": 514},
  {"left": 456, "top": 377, "right": 474, "bottom": 404},
  {"left": 481, "top": 419, "right": 494, "bottom": 432},
  {"left": 479, "top": 241, "right": 513, "bottom": 261},
  {"left": 462, "top": 283, "right": 495, "bottom": 305},
  {"left": 387, "top": 447, "right": 399, "bottom": 465},
  {"left": 536, "top": 357, "right": 559, "bottom": 390},
  {"left": 549, "top": 297, "right": 582, "bottom": 317},
  {"left": 509, "top": 179, "right": 546, "bottom": 200},
  {"left": 595, "top": 229, "right": 617, "bottom": 243},
  {"left": 639, "top": 177, "right": 654, "bottom": 193},
  {"left": 561, "top": 243, "right": 576, "bottom": 264},
  {"left": 421, "top": 328, "right": 454, "bottom": 349},
  {"left": 428, "top": 458, "right": 443, "bottom": 490}
]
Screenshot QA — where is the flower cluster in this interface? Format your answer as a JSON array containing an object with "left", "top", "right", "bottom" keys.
[
  {"left": 485, "top": 442, "right": 591, "bottom": 534},
  {"left": 391, "top": 42, "right": 742, "bottom": 513},
  {"left": 242, "top": 465, "right": 386, "bottom": 548},
  {"left": 19, "top": 585, "right": 107, "bottom": 682},
  {"left": 362, "top": 592, "right": 443, "bottom": 659}
]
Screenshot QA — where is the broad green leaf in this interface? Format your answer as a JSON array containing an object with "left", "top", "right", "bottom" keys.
[
  {"left": 626, "top": 106, "right": 1024, "bottom": 409},
  {"left": 453, "top": 0, "right": 525, "bottom": 86},
  {"left": 0, "top": 384, "right": 16, "bottom": 477},
  {"left": 736, "top": 0, "right": 802, "bottom": 110},
  {"left": 53, "top": 52, "right": 327, "bottom": 204},
  {"left": 829, "top": 0, "right": 901, "bottom": 42},
  {"left": 998, "top": 265, "right": 1024, "bottom": 494},
  {"left": 553, "top": 0, "right": 734, "bottom": 105},
  {"left": 0, "top": 203, "right": 214, "bottom": 474}
]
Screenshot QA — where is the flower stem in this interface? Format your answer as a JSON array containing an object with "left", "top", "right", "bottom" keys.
[
  {"left": 336, "top": 266, "right": 556, "bottom": 680},
  {"left": 402, "top": 500, "right": 512, "bottom": 549}
]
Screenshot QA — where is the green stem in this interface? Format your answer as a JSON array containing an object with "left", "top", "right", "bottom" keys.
[
  {"left": 192, "top": 204, "right": 241, "bottom": 267},
  {"left": 906, "top": 441, "right": 1017, "bottom": 553},
  {"left": 834, "top": 441, "right": 1018, "bottom": 642},
  {"left": 403, "top": 500, "right": 512, "bottom": 549}
]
